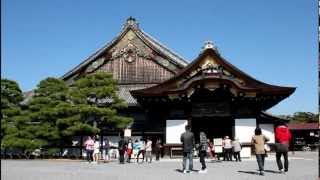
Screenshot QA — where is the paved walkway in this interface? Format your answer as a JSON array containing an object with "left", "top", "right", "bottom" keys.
[{"left": 1, "top": 152, "right": 318, "bottom": 180}]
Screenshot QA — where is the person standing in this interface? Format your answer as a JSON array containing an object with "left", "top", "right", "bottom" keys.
[
  {"left": 145, "top": 137, "right": 153, "bottom": 163},
  {"left": 93, "top": 137, "right": 100, "bottom": 164},
  {"left": 118, "top": 136, "right": 126, "bottom": 164},
  {"left": 252, "top": 127, "right": 270, "bottom": 176},
  {"left": 198, "top": 132, "right": 208, "bottom": 173},
  {"left": 180, "top": 125, "right": 195, "bottom": 173},
  {"left": 133, "top": 139, "right": 140, "bottom": 161},
  {"left": 102, "top": 137, "right": 110, "bottom": 161},
  {"left": 275, "top": 123, "right": 292, "bottom": 173},
  {"left": 232, "top": 138, "right": 242, "bottom": 162},
  {"left": 154, "top": 138, "right": 162, "bottom": 161},
  {"left": 223, "top": 136, "right": 233, "bottom": 161},
  {"left": 84, "top": 136, "right": 95, "bottom": 163},
  {"left": 207, "top": 139, "right": 215, "bottom": 160},
  {"left": 126, "top": 139, "right": 133, "bottom": 163},
  {"left": 137, "top": 138, "right": 146, "bottom": 163}
]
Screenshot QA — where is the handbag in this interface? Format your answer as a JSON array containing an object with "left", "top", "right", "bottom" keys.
[{"left": 264, "top": 144, "right": 271, "bottom": 152}]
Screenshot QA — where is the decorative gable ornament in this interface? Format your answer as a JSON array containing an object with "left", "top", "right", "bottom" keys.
[{"left": 111, "top": 41, "right": 151, "bottom": 62}]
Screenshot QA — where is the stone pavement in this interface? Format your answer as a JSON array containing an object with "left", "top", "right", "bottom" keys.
[{"left": 1, "top": 151, "right": 318, "bottom": 180}]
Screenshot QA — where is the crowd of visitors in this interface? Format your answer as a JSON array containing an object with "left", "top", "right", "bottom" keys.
[{"left": 83, "top": 122, "right": 292, "bottom": 176}]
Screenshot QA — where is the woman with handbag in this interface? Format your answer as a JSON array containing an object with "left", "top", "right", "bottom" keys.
[{"left": 251, "top": 127, "right": 270, "bottom": 176}]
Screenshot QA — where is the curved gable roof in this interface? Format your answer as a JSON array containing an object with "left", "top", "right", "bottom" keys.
[{"left": 61, "top": 17, "right": 188, "bottom": 81}]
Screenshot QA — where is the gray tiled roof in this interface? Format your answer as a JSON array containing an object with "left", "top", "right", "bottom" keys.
[
  {"left": 21, "top": 84, "right": 155, "bottom": 107},
  {"left": 117, "top": 84, "right": 156, "bottom": 106}
]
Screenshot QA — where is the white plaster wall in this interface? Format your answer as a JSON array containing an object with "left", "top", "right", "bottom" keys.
[
  {"left": 166, "top": 120, "right": 188, "bottom": 144},
  {"left": 259, "top": 124, "right": 275, "bottom": 143},
  {"left": 235, "top": 119, "right": 256, "bottom": 143}
]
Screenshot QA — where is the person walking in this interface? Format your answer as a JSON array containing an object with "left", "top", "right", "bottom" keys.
[
  {"left": 93, "top": 137, "right": 100, "bottom": 164},
  {"left": 252, "top": 127, "right": 270, "bottom": 176},
  {"left": 145, "top": 137, "right": 153, "bottom": 163},
  {"left": 137, "top": 138, "right": 146, "bottom": 163},
  {"left": 198, "top": 132, "right": 208, "bottom": 173},
  {"left": 133, "top": 139, "right": 140, "bottom": 161},
  {"left": 180, "top": 125, "right": 195, "bottom": 173},
  {"left": 232, "top": 138, "right": 242, "bottom": 162},
  {"left": 154, "top": 138, "right": 162, "bottom": 161},
  {"left": 126, "top": 139, "right": 133, "bottom": 163},
  {"left": 118, "top": 136, "right": 127, "bottom": 164},
  {"left": 84, "top": 136, "right": 95, "bottom": 163},
  {"left": 223, "top": 136, "right": 233, "bottom": 161},
  {"left": 275, "top": 123, "right": 292, "bottom": 173}
]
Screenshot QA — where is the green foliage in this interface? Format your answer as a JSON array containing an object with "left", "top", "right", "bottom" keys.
[
  {"left": 1, "top": 79, "right": 23, "bottom": 141},
  {"left": 69, "top": 72, "right": 132, "bottom": 129},
  {"left": 1, "top": 73, "right": 132, "bottom": 155},
  {"left": 279, "top": 112, "right": 318, "bottom": 123},
  {"left": 1, "top": 79, "right": 23, "bottom": 109}
]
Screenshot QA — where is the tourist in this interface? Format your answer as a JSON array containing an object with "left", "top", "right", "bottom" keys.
[
  {"left": 118, "top": 136, "right": 126, "bottom": 164},
  {"left": 223, "top": 136, "right": 232, "bottom": 161},
  {"left": 275, "top": 122, "right": 292, "bottom": 173},
  {"left": 93, "top": 137, "right": 100, "bottom": 164},
  {"left": 102, "top": 137, "right": 110, "bottom": 161},
  {"left": 145, "top": 137, "right": 153, "bottom": 163},
  {"left": 232, "top": 138, "right": 242, "bottom": 162},
  {"left": 207, "top": 139, "right": 215, "bottom": 160},
  {"left": 133, "top": 139, "right": 140, "bottom": 161},
  {"left": 180, "top": 125, "right": 195, "bottom": 173},
  {"left": 252, "top": 127, "right": 270, "bottom": 176},
  {"left": 126, "top": 139, "right": 133, "bottom": 163},
  {"left": 198, "top": 132, "right": 208, "bottom": 173},
  {"left": 137, "top": 138, "right": 146, "bottom": 163},
  {"left": 154, "top": 138, "right": 162, "bottom": 161},
  {"left": 84, "top": 136, "right": 95, "bottom": 163}
]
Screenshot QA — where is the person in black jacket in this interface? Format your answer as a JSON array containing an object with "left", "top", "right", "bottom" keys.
[
  {"left": 118, "top": 137, "right": 127, "bottom": 164},
  {"left": 180, "top": 125, "right": 195, "bottom": 173},
  {"left": 198, "top": 132, "right": 208, "bottom": 173}
]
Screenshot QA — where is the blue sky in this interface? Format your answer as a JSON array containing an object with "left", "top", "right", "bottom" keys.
[{"left": 1, "top": 0, "right": 317, "bottom": 115}]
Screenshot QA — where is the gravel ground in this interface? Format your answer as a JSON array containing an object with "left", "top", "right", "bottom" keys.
[{"left": 1, "top": 151, "right": 318, "bottom": 180}]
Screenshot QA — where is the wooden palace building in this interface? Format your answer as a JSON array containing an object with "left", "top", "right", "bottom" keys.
[{"left": 61, "top": 17, "right": 295, "bottom": 156}]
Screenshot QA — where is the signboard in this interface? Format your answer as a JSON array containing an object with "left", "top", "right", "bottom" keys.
[
  {"left": 166, "top": 120, "right": 188, "bottom": 144},
  {"left": 124, "top": 129, "right": 131, "bottom": 137},
  {"left": 215, "top": 146, "right": 223, "bottom": 153},
  {"left": 213, "top": 138, "right": 223, "bottom": 146},
  {"left": 192, "top": 102, "right": 230, "bottom": 117},
  {"left": 213, "top": 138, "right": 223, "bottom": 153}
]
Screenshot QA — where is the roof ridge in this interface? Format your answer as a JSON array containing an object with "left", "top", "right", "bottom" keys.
[
  {"left": 61, "top": 27, "right": 127, "bottom": 80},
  {"left": 138, "top": 29, "right": 188, "bottom": 66},
  {"left": 61, "top": 18, "right": 189, "bottom": 81}
]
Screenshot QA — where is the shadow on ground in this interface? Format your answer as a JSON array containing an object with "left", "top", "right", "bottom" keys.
[
  {"left": 238, "top": 170, "right": 260, "bottom": 175},
  {"left": 175, "top": 169, "right": 199, "bottom": 173},
  {"left": 264, "top": 170, "right": 282, "bottom": 174},
  {"left": 207, "top": 160, "right": 223, "bottom": 163}
]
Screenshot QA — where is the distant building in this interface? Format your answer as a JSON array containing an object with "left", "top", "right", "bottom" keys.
[{"left": 288, "top": 123, "right": 319, "bottom": 151}]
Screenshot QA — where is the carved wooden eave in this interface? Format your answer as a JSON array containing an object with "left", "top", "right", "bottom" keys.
[
  {"left": 61, "top": 17, "right": 188, "bottom": 83},
  {"left": 131, "top": 45, "right": 296, "bottom": 110}
]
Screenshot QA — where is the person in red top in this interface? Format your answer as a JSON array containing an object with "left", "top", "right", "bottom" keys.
[{"left": 275, "top": 123, "right": 292, "bottom": 173}]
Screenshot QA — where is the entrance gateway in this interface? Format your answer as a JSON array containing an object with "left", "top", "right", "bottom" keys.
[
  {"left": 59, "top": 18, "right": 295, "bottom": 157},
  {"left": 131, "top": 42, "right": 295, "bottom": 155}
]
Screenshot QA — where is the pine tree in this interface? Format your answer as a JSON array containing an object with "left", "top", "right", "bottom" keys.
[
  {"left": 1, "top": 79, "right": 45, "bottom": 158},
  {"left": 69, "top": 72, "right": 132, "bottom": 131}
]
